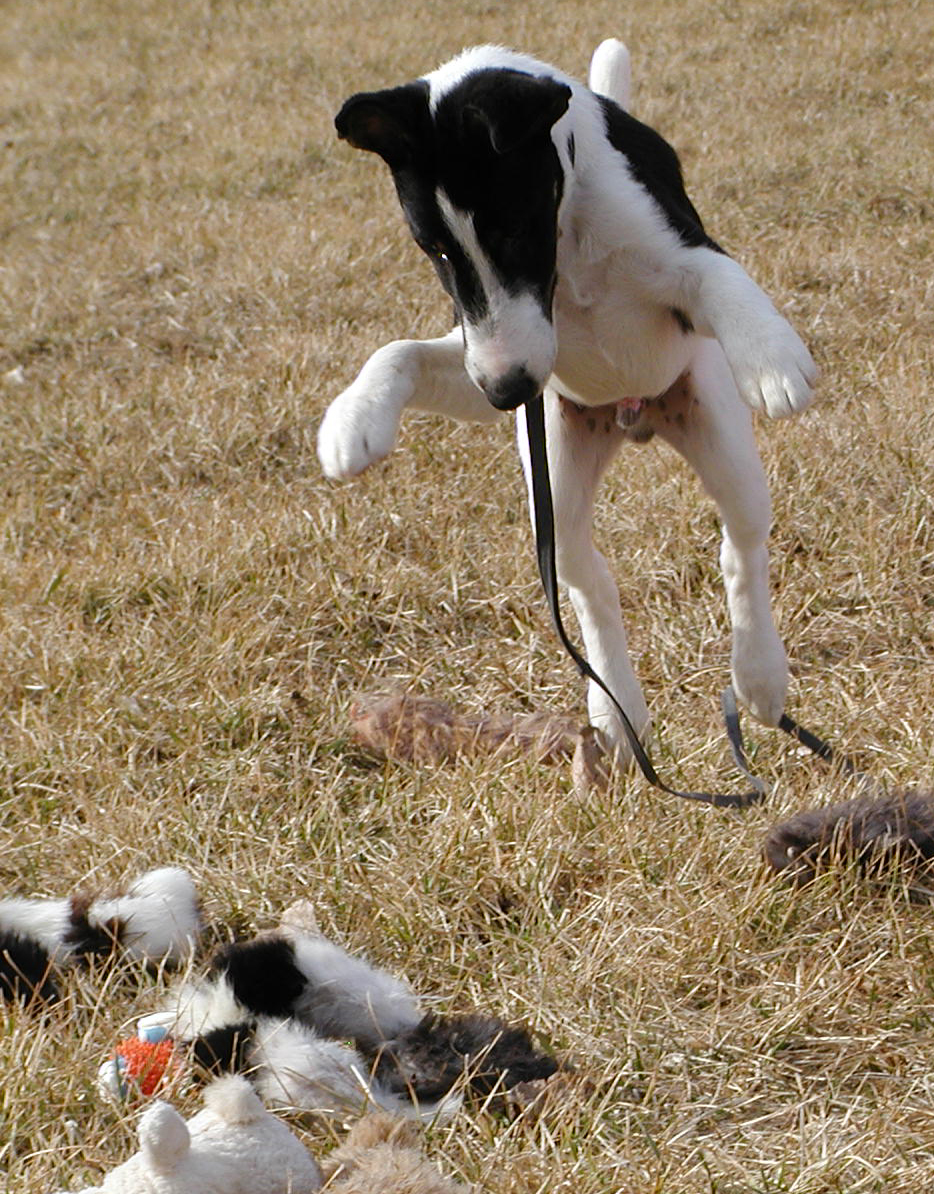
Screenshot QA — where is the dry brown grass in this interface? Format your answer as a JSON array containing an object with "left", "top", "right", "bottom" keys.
[{"left": 2, "top": 0, "right": 934, "bottom": 1190}]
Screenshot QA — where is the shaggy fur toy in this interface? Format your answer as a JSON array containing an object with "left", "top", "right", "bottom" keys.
[
  {"left": 323, "top": 1112, "right": 468, "bottom": 1194},
  {"left": 55, "top": 1075, "right": 321, "bottom": 1194},
  {"left": 206, "top": 930, "right": 559, "bottom": 1100},
  {"left": 764, "top": 791, "right": 934, "bottom": 886},
  {"left": 163, "top": 969, "right": 459, "bottom": 1122},
  {"left": 1, "top": 867, "right": 201, "bottom": 1005}
]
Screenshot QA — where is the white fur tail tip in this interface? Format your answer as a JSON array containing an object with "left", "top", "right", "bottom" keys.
[
  {"left": 589, "top": 38, "right": 632, "bottom": 108},
  {"left": 202, "top": 1074, "right": 266, "bottom": 1124}
]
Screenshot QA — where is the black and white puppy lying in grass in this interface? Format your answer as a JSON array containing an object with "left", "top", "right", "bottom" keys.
[
  {"left": 164, "top": 925, "right": 558, "bottom": 1119},
  {"left": 0, "top": 867, "right": 201, "bottom": 1005}
]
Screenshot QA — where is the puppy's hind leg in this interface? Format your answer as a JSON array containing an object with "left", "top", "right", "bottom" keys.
[
  {"left": 649, "top": 339, "right": 789, "bottom": 726},
  {"left": 516, "top": 391, "right": 650, "bottom": 762},
  {"left": 318, "top": 328, "right": 498, "bottom": 480}
]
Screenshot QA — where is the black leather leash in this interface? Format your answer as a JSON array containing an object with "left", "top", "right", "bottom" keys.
[
  {"left": 525, "top": 394, "right": 766, "bottom": 808},
  {"left": 777, "top": 707, "right": 860, "bottom": 777},
  {"left": 726, "top": 683, "right": 876, "bottom": 793}
]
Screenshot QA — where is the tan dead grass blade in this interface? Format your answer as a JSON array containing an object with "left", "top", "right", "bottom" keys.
[{"left": 2, "top": 0, "right": 934, "bottom": 1190}]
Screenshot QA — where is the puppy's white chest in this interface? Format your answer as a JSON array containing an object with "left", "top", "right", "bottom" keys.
[{"left": 552, "top": 268, "right": 693, "bottom": 405}]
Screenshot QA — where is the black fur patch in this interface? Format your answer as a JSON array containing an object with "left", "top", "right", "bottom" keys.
[
  {"left": 597, "top": 95, "right": 723, "bottom": 252},
  {"left": 62, "top": 894, "right": 122, "bottom": 960},
  {"left": 190, "top": 1021, "right": 254, "bottom": 1076},
  {"left": 764, "top": 791, "right": 934, "bottom": 885},
  {"left": 210, "top": 937, "right": 306, "bottom": 1018},
  {"left": 0, "top": 932, "right": 60, "bottom": 1005},
  {"left": 335, "top": 80, "right": 491, "bottom": 320},
  {"left": 371, "top": 1012, "right": 559, "bottom": 1100}
]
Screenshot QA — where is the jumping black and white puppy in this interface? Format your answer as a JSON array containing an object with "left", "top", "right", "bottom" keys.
[
  {"left": 318, "top": 41, "right": 817, "bottom": 759},
  {"left": 0, "top": 867, "right": 201, "bottom": 1005}
]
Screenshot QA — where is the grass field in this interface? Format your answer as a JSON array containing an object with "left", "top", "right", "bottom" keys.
[{"left": 2, "top": 0, "right": 934, "bottom": 1190}]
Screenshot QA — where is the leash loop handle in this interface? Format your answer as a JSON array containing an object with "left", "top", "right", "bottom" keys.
[{"left": 525, "top": 394, "right": 766, "bottom": 809}]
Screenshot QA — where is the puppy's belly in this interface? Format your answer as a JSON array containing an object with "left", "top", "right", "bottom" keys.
[{"left": 552, "top": 310, "right": 694, "bottom": 405}]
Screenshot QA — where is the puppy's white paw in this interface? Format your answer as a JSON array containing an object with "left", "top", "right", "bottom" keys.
[
  {"left": 731, "top": 631, "right": 789, "bottom": 728},
  {"left": 317, "top": 390, "right": 401, "bottom": 479},
  {"left": 726, "top": 318, "right": 817, "bottom": 419},
  {"left": 588, "top": 680, "right": 652, "bottom": 768}
]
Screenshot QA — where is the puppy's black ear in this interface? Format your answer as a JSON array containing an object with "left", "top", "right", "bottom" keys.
[
  {"left": 335, "top": 82, "right": 430, "bottom": 169},
  {"left": 463, "top": 72, "right": 571, "bottom": 155}
]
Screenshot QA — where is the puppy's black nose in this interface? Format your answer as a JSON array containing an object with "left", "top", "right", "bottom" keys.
[{"left": 483, "top": 367, "right": 542, "bottom": 411}]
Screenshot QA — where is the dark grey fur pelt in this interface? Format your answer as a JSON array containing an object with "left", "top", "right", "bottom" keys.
[
  {"left": 764, "top": 790, "right": 934, "bottom": 887},
  {"left": 370, "top": 1012, "right": 560, "bottom": 1101}
]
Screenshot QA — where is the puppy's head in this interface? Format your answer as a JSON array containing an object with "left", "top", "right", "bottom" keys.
[{"left": 336, "top": 48, "right": 573, "bottom": 412}]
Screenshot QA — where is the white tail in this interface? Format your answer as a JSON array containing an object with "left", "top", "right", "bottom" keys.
[{"left": 588, "top": 38, "right": 632, "bottom": 109}]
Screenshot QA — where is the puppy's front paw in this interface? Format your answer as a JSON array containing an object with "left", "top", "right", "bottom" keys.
[
  {"left": 728, "top": 319, "right": 817, "bottom": 419},
  {"left": 317, "top": 390, "right": 400, "bottom": 479}
]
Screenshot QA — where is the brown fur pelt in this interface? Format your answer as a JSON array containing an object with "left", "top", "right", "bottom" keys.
[
  {"left": 349, "top": 691, "right": 580, "bottom": 764},
  {"left": 369, "top": 1012, "right": 559, "bottom": 1102},
  {"left": 764, "top": 790, "right": 934, "bottom": 887},
  {"left": 323, "top": 1112, "right": 468, "bottom": 1194}
]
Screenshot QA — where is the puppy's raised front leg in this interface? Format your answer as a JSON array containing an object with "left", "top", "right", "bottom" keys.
[
  {"left": 664, "top": 247, "right": 817, "bottom": 419},
  {"left": 649, "top": 339, "right": 789, "bottom": 725},
  {"left": 318, "top": 328, "right": 499, "bottom": 480},
  {"left": 516, "top": 392, "right": 650, "bottom": 760}
]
